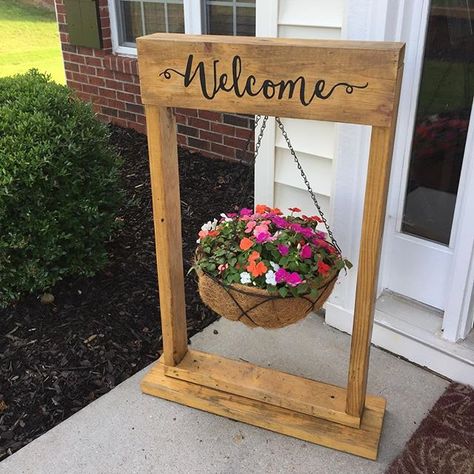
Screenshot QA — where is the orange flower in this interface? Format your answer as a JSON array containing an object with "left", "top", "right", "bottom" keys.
[
  {"left": 248, "top": 250, "right": 260, "bottom": 262},
  {"left": 239, "top": 237, "right": 254, "bottom": 251},
  {"left": 255, "top": 204, "right": 270, "bottom": 214},
  {"left": 247, "top": 260, "right": 268, "bottom": 277},
  {"left": 271, "top": 207, "right": 283, "bottom": 215}
]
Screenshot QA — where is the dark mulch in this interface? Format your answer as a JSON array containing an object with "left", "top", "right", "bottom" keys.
[
  {"left": 387, "top": 382, "right": 474, "bottom": 474},
  {"left": 0, "top": 125, "right": 253, "bottom": 460}
]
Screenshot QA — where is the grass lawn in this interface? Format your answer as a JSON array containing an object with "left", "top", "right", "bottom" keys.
[{"left": 0, "top": 0, "right": 65, "bottom": 83}]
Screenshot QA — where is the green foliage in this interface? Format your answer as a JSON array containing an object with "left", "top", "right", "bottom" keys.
[{"left": 0, "top": 70, "right": 122, "bottom": 306}]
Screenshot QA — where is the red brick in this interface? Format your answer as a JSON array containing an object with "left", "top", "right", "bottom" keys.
[
  {"left": 76, "top": 91, "right": 92, "bottom": 102},
  {"left": 65, "top": 70, "right": 73, "bottom": 80},
  {"left": 134, "top": 94, "right": 142, "bottom": 105},
  {"left": 188, "top": 137, "right": 210, "bottom": 151},
  {"left": 130, "top": 123, "right": 146, "bottom": 135},
  {"left": 176, "top": 107, "right": 198, "bottom": 117},
  {"left": 64, "top": 61, "right": 80, "bottom": 72},
  {"left": 211, "top": 142, "right": 235, "bottom": 158},
  {"left": 116, "top": 91, "right": 135, "bottom": 102},
  {"left": 55, "top": 4, "right": 65, "bottom": 14},
  {"left": 89, "top": 76, "right": 105, "bottom": 87},
  {"left": 136, "top": 114, "right": 146, "bottom": 125},
  {"left": 177, "top": 134, "right": 187, "bottom": 145},
  {"left": 71, "top": 72, "right": 87, "bottom": 83},
  {"left": 57, "top": 13, "right": 66, "bottom": 24},
  {"left": 111, "top": 117, "right": 128, "bottom": 128},
  {"left": 211, "top": 122, "right": 235, "bottom": 136},
  {"left": 235, "top": 127, "right": 254, "bottom": 139},
  {"left": 85, "top": 56, "right": 103, "bottom": 67},
  {"left": 106, "top": 99, "right": 122, "bottom": 110},
  {"left": 188, "top": 117, "right": 209, "bottom": 130},
  {"left": 105, "top": 79, "right": 123, "bottom": 90},
  {"left": 66, "top": 53, "right": 85, "bottom": 64},
  {"left": 198, "top": 110, "right": 221, "bottom": 121},
  {"left": 114, "top": 71, "right": 134, "bottom": 83},
  {"left": 131, "top": 61, "right": 138, "bottom": 75},
  {"left": 96, "top": 68, "right": 114, "bottom": 79},
  {"left": 224, "top": 136, "right": 248, "bottom": 149},
  {"left": 82, "top": 84, "right": 98, "bottom": 95},
  {"left": 126, "top": 103, "right": 144, "bottom": 114},
  {"left": 100, "top": 16, "right": 110, "bottom": 29},
  {"left": 102, "top": 38, "right": 113, "bottom": 50},
  {"left": 79, "top": 64, "right": 96, "bottom": 75},
  {"left": 67, "top": 80, "right": 82, "bottom": 91},
  {"left": 98, "top": 87, "right": 116, "bottom": 99},
  {"left": 102, "top": 27, "right": 111, "bottom": 39},
  {"left": 200, "top": 130, "right": 222, "bottom": 143},
  {"left": 61, "top": 43, "right": 76, "bottom": 52},
  {"left": 118, "top": 110, "right": 136, "bottom": 122},
  {"left": 175, "top": 113, "right": 186, "bottom": 124},
  {"left": 123, "top": 83, "right": 140, "bottom": 94},
  {"left": 77, "top": 46, "right": 94, "bottom": 56},
  {"left": 102, "top": 106, "right": 118, "bottom": 117},
  {"left": 58, "top": 23, "right": 67, "bottom": 33}
]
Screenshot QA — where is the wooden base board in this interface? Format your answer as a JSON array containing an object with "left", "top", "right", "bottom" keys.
[
  {"left": 141, "top": 359, "right": 386, "bottom": 460},
  {"left": 164, "top": 350, "right": 383, "bottom": 428}
]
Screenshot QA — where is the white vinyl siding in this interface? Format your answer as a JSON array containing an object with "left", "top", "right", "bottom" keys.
[{"left": 255, "top": 0, "right": 343, "bottom": 218}]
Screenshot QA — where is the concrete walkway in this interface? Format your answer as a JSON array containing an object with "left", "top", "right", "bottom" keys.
[{"left": 0, "top": 315, "right": 448, "bottom": 474}]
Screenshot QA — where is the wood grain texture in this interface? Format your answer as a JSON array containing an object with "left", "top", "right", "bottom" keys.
[
  {"left": 142, "top": 359, "right": 387, "bottom": 460},
  {"left": 137, "top": 34, "right": 404, "bottom": 126},
  {"left": 346, "top": 66, "right": 404, "bottom": 417},
  {"left": 164, "top": 350, "right": 387, "bottom": 428},
  {"left": 145, "top": 105, "right": 188, "bottom": 366}
]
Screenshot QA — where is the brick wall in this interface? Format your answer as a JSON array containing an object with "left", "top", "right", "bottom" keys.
[{"left": 54, "top": 0, "right": 254, "bottom": 162}]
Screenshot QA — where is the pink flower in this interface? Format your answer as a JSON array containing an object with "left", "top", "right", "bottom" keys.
[
  {"left": 240, "top": 208, "right": 253, "bottom": 216},
  {"left": 277, "top": 244, "right": 289, "bottom": 256},
  {"left": 300, "top": 244, "right": 312, "bottom": 259},
  {"left": 275, "top": 268, "right": 288, "bottom": 283},
  {"left": 218, "top": 263, "right": 229, "bottom": 273},
  {"left": 255, "top": 231, "right": 274, "bottom": 243},
  {"left": 270, "top": 215, "right": 288, "bottom": 229},
  {"left": 286, "top": 272, "right": 303, "bottom": 287},
  {"left": 253, "top": 224, "right": 269, "bottom": 236},
  {"left": 245, "top": 221, "right": 256, "bottom": 233}
]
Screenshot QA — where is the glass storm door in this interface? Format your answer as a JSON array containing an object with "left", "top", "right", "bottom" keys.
[{"left": 383, "top": 0, "right": 474, "bottom": 314}]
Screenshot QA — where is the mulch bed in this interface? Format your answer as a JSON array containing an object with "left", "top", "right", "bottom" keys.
[
  {"left": 0, "top": 125, "right": 253, "bottom": 460},
  {"left": 387, "top": 382, "right": 474, "bottom": 474}
]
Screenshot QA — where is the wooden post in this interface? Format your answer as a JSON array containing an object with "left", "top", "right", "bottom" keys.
[
  {"left": 345, "top": 126, "right": 395, "bottom": 416},
  {"left": 145, "top": 105, "right": 188, "bottom": 366}
]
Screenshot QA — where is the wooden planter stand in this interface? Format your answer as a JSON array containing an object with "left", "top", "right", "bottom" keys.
[{"left": 137, "top": 34, "right": 404, "bottom": 460}]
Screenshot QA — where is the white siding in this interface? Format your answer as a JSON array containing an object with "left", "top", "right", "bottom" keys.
[{"left": 255, "top": 0, "right": 344, "bottom": 219}]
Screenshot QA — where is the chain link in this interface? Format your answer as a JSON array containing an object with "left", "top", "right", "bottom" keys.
[
  {"left": 274, "top": 117, "right": 341, "bottom": 254},
  {"left": 242, "top": 115, "right": 341, "bottom": 255}
]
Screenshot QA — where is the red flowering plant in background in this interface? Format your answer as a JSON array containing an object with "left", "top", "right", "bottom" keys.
[{"left": 194, "top": 205, "right": 352, "bottom": 298}]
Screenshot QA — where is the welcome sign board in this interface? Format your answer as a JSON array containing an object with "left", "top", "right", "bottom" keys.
[{"left": 137, "top": 34, "right": 404, "bottom": 126}]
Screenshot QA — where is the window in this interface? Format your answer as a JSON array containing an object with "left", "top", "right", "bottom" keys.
[
  {"left": 112, "top": 0, "right": 256, "bottom": 50},
  {"left": 205, "top": 1, "right": 256, "bottom": 36},
  {"left": 116, "top": 0, "right": 185, "bottom": 47}
]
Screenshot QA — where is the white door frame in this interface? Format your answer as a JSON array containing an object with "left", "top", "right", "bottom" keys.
[{"left": 326, "top": 0, "right": 474, "bottom": 384}]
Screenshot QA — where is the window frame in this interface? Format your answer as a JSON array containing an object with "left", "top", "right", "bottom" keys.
[
  {"left": 109, "top": 0, "right": 202, "bottom": 55},
  {"left": 108, "top": 0, "right": 255, "bottom": 56}
]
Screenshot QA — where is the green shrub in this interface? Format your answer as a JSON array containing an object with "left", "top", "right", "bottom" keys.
[{"left": 0, "top": 70, "right": 122, "bottom": 306}]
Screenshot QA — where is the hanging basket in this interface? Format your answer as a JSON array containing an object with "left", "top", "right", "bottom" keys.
[{"left": 196, "top": 267, "right": 339, "bottom": 329}]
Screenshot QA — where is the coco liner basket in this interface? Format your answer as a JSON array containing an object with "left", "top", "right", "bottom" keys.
[{"left": 197, "top": 266, "right": 339, "bottom": 329}]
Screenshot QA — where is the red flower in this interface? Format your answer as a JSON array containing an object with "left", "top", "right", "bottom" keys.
[
  {"left": 288, "top": 207, "right": 301, "bottom": 213},
  {"left": 317, "top": 260, "right": 331, "bottom": 276}
]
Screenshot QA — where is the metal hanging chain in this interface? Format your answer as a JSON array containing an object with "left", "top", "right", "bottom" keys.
[
  {"left": 238, "top": 114, "right": 341, "bottom": 255},
  {"left": 274, "top": 117, "right": 342, "bottom": 255}
]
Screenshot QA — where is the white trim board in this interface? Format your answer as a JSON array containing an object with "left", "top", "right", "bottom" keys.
[{"left": 325, "top": 297, "right": 474, "bottom": 387}]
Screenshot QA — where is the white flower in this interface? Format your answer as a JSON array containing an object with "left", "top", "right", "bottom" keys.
[
  {"left": 265, "top": 270, "right": 276, "bottom": 286},
  {"left": 270, "top": 261, "right": 280, "bottom": 271},
  {"left": 201, "top": 219, "right": 218, "bottom": 232},
  {"left": 220, "top": 213, "right": 233, "bottom": 222},
  {"left": 240, "top": 272, "right": 252, "bottom": 284}
]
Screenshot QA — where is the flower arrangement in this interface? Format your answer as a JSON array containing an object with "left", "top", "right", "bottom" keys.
[{"left": 194, "top": 205, "right": 351, "bottom": 299}]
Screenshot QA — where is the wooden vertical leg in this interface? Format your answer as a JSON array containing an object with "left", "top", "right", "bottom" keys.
[
  {"left": 345, "top": 126, "right": 396, "bottom": 417},
  {"left": 145, "top": 105, "right": 188, "bottom": 366}
]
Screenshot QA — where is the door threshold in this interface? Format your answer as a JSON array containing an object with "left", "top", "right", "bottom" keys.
[{"left": 325, "top": 293, "right": 474, "bottom": 386}]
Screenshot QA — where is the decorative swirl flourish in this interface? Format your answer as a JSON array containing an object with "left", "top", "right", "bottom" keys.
[{"left": 159, "top": 68, "right": 186, "bottom": 80}]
